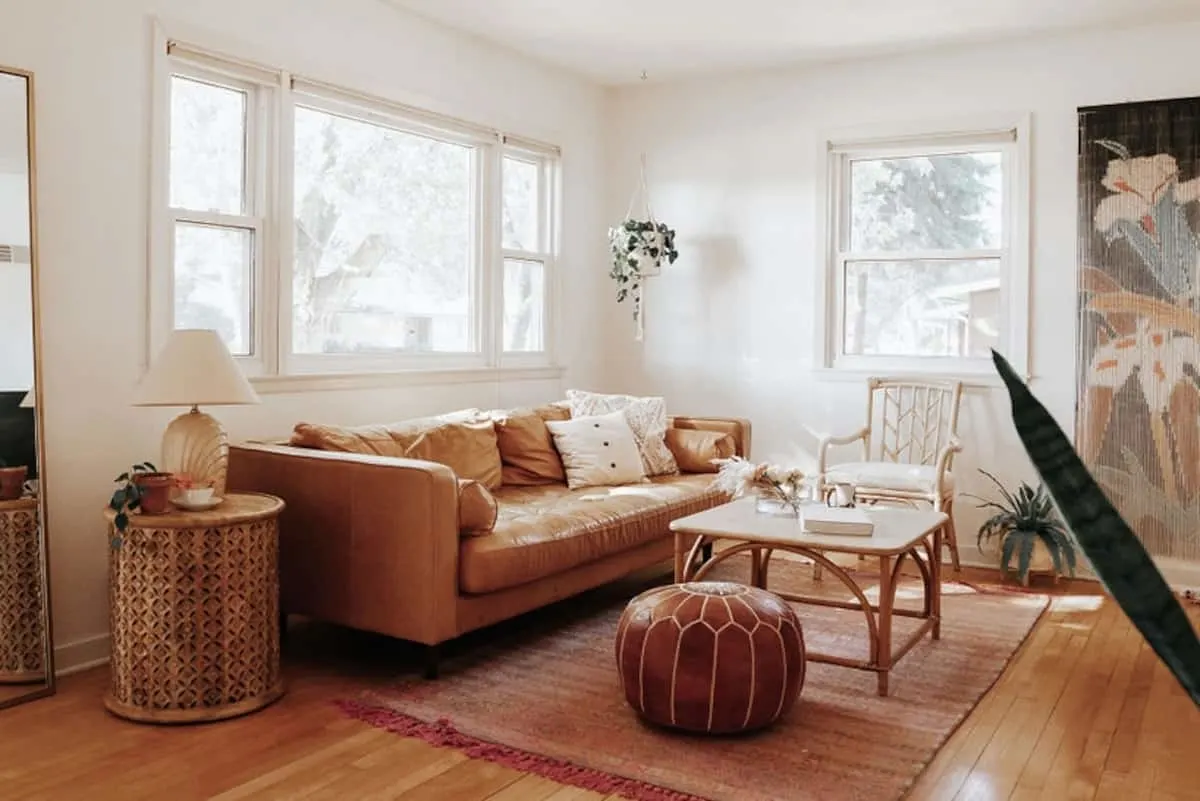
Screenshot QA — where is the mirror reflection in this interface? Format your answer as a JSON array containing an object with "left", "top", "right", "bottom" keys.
[{"left": 0, "top": 67, "right": 52, "bottom": 708}]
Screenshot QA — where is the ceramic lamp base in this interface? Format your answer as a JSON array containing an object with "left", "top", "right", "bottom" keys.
[{"left": 161, "top": 406, "right": 228, "bottom": 497}]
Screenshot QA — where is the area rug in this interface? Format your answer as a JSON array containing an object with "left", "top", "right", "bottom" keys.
[{"left": 339, "top": 557, "right": 1049, "bottom": 801}]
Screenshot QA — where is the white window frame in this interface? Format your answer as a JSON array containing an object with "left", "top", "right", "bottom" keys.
[
  {"left": 814, "top": 114, "right": 1031, "bottom": 382},
  {"left": 147, "top": 28, "right": 563, "bottom": 390},
  {"left": 498, "top": 143, "right": 559, "bottom": 367}
]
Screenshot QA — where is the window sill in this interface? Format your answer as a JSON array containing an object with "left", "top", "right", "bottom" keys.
[{"left": 249, "top": 364, "right": 565, "bottom": 395}]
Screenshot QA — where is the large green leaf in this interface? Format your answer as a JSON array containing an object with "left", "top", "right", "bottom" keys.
[{"left": 992, "top": 349, "right": 1200, "bottom": 706}]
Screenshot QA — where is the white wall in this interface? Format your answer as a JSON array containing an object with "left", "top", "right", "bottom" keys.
[
  {"left": 604, "top": 19, "right": 1200, "bottom": 585},
  {"left": 0, "top": 0, "right": 608, "bottom": 668}
]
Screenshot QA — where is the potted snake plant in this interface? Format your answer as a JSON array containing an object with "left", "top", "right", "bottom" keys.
[{"left": 966, "top": 469, "right": 1076, "bottom": 586}]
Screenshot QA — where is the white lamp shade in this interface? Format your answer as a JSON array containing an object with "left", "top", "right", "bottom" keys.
[
  {"left": 132, "top": 329, "right": 260, "bottom": 407},
  {"left": 18, "top": 388, "right": 33, "bottom": 408}
]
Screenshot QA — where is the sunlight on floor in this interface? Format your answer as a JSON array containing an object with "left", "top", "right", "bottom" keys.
[{"left": 1050, "top": 595, "right": 1106, "bottom": 612}]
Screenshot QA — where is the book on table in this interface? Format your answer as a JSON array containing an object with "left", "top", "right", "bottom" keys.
[{"left": 801, "top": 506, "right": 875, "bottom": 536}]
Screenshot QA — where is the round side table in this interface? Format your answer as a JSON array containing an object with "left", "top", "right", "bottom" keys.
[
  {"left": 104, "top": 492, "right": 285, "bottom": 723},
  {"left": 0, "top": 496, "right": 45, "bottom": 684}
]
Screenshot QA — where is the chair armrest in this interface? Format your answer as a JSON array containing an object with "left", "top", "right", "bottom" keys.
[
  {"left": 814, "top": 427, "right": 871, "bottom": 478},
  {"left": 227, "top": 443, "right": 460, "bottom": 645},
  {"left": 933, "top": 437, "right": 963, "bottom": 498},
  {"left": 669, "top": 416, "right": 753, "bottom": 460}
]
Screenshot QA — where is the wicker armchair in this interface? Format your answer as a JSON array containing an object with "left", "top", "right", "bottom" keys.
[{"left": 816, "top": 378, "right": 963, "bottom": 571}]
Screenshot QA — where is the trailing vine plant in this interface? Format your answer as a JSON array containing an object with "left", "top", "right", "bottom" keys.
[{"left": 608, "top": 219, "right": 679, "bottom": 326}]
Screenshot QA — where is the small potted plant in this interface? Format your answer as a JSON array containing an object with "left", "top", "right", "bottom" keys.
[
  {"left": 967, "top": 469, "right": 1077, "bottom": 586},
  {"left": 0, "top": 459, "right": 27, "bottom": 501},
  {"left": 109, "top": 462, "right": 175, "bottom": 533},
  {"left": 608, "top": 218, "right": 679, "bottom": 326}
]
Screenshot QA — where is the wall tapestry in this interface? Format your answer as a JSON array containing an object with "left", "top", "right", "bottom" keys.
[{"left": 1078, "top": 97, "right": 1200, "bottom": 567}]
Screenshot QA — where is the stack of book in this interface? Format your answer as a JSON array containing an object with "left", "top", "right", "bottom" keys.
[{"left": 800, "top": 506, "right": 874, "bottom": 536}]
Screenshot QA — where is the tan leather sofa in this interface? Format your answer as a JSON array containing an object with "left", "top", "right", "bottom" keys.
[{"left": 227, "top": 408, "right": 750, "bottom": 676}]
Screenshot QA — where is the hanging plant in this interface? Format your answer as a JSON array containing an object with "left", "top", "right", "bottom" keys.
[{"left": 608, "top": 219, "right": 679, "bottom": 323}]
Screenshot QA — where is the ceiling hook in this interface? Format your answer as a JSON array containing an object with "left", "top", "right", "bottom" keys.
[{"left": 640, "top": 69, "right": 648, "bottom": 82}]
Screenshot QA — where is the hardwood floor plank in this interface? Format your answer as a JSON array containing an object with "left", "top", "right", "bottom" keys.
[{"left": 0, "top": 573, "right": 1193, "bottom": 801}]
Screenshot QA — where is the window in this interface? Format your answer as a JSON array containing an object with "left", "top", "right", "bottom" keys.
[
  {"left": 822, "top": 122, "right": 1029, "bottom": 376},
  {"left": 152, "top": 39, "right": 561, "bottom": 383},
  {"left": 167, "top": 71, "right": 263, "bottom": 357}
]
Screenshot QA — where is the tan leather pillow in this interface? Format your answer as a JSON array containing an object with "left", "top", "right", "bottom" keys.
[
  {"left": 290, "top": 409, "right": 484, "bottom": 457},
  {"left": 404, "top": 420, "right": 503, "bottom": 489},
  {"left": 665, "top": 428, "right": 736, "bottom": 473},
  {"left": 494, "top": 403, "right": 570, "bottom": 486},
  {"left": 457, "top": 479, "right": 498, "bottom": 537}
]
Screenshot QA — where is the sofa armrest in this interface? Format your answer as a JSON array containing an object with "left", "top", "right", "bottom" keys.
[
  {"left": 227, "top": 443, "right": 460, "bottom": 645},
  {"left": 668, "top": 416, "right": 752, "bottom": 460}
]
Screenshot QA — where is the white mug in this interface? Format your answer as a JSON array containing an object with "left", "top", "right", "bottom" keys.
[{"left": 827, "top": 482, "right": 856, "bottom": 508}]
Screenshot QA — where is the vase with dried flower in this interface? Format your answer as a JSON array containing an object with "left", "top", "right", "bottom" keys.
[
  {"left": 713, "top": 456, "right": 810, "bottom": 516},
  {"left": 0, "top": 459, "right": 27, "bottom": 501}
]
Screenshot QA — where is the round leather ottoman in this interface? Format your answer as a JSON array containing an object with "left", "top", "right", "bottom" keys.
[{"left": 615, "top": 581, "right": 805, "bottom": 734}]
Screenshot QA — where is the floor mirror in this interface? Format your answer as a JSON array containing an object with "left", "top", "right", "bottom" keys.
[{"left": 0, "top": 64, "right": 53, "bottom": 709}]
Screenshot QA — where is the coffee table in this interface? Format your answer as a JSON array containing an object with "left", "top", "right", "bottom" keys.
[{"left": 669, "top": 498, "right": 948, "bottom": 696}]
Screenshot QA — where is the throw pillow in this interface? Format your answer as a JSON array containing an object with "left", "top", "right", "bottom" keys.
[
  {"left": 457, "top": 478, "right": 498, "bottom": 537},
  {"left": 289, "top": 408, "right": 485, "bottom": 457},
  {"left": 545, "top": 410, "right": 646, "bottom": 490},
  {"left": 404, "top": 420, "right": 503, "bottom": 490},
  {"left": 492, "top": 404, "right": 570, "bottom": 486},
  {"left": 566, "top": 390, "right": 678, "bottom": 477},
  {"left": 665, "top": 428, "right": 737, "bottom": 473}
]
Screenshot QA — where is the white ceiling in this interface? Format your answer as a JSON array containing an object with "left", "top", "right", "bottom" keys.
[{"left": 389, "top": 0, "right": 1200, "bottom": 84}]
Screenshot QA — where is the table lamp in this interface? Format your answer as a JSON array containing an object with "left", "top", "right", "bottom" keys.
[{"left": 131, "top": 329, "right": 260, "bottom": 497}]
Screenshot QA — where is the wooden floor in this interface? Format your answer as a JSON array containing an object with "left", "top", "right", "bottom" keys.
[{"left": 0, "top": 567, "right": 1196, "bottom": 801}]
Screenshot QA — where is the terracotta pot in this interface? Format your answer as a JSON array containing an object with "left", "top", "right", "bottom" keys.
[
  {"left": 134, "top": 472, "right": 176, "bottom": 515},
  {"left": 0, "top": 466, "right": 27, "bottom": 501}
]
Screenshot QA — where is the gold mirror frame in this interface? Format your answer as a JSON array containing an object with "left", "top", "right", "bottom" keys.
[{"left": 0, "top": 64, "right": 55, "bottom": 710}]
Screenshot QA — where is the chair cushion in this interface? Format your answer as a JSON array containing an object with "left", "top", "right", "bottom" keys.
[
  {"left": 824, "top": 462, "right": 954, "bottom": 495},
  {"left": 459, "top": 475, "right": 721, "bottom": 594},
  {"left": 492, "top": 403, "right": 570, "bottom": 486}
]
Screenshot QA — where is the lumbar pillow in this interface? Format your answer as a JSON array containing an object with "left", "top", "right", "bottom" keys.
[
  {"left": 565, "top": 390, "right": 678, "bottom": 477},
  {"left": 545, "top": 410, "right": 646, "bottom": 490},
  {"left": 665, "top": 428, "right": 737, "bottom": 473}
]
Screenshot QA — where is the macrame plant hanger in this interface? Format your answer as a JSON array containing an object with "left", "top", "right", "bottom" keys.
[{"left": 626, "top": 70, "right": 655, "bottom": 341}]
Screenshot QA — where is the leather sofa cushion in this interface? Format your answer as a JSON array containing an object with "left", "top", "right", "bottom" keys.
[
  {"left": 665, "top": 428, "right": 736, "bottom": 473},
  {"left": 493, "top": 403, "right": 570, "bottom": 486},
  {"left": 289, "top": 409, "right": 483, "bottom": 458},
  {"left": 458, "top": 478, "right": 498, "bottom": 536},
  {"left": 405, "top": 420, "right": 503, "bottom": 490},
  {"left": 459, "top": 474, "right": 722, "bottom": 594}
]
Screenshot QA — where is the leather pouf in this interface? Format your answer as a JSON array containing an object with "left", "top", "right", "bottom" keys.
[{"left": 615, "top": 581, "right": 805, "bottom": 734}]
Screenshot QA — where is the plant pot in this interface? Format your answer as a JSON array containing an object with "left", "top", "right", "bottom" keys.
[
  {"left": 999, "top": 535, "right": 1058, "bottom": 586},
  {"left": 134, "top": 472, "right": 175, "bottom": 515},
  {"left": 0, "top": 466, "right": 27, "bottom": 501}
]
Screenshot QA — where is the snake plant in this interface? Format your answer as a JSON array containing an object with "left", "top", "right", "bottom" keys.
[
  {"left": 992, "top": 350, "right": 1200, "bottom": 706},
  {"left": 967, "top": 470, "right": 1076, "bottom": 584}
]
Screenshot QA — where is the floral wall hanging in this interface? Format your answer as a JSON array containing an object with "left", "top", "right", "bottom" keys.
[
  {"left": 1077, "top": 97, "right": 1200, "bottom": 567},
  {"left": 609, "top": 153, "right": 679, "bottom": 340}
]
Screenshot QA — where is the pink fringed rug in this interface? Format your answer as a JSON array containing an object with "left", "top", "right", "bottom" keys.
[{"left": 339, "top": 557, "right": 1048, "bottom": 801}]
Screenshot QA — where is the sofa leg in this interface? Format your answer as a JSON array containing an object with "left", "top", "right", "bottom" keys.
[{"left": 422, "top": 644, "right": 441, "bottom": 680}]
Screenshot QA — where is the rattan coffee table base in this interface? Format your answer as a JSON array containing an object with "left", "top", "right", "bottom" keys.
[{"left": 103, "top": 682, "right": 285, "bottom": 724}]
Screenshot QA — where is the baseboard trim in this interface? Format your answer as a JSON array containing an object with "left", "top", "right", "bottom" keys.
[{"left": 54, "top": 634, "right": 110, "bottom": 677}]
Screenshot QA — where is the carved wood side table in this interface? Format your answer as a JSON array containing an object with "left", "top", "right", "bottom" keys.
[
  {"left": 0, "top": 496, "right": 45, "bottom": 684},
  {"left": 104, "top": 492, "right": 285, "bottom": 723}
]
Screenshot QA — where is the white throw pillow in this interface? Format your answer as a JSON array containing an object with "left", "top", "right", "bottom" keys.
[
  {"left": 565, "top": 389, "right": 679, "bottom": 477},
  {"left": 545, "top": 410, "right": 647, "bottom": 490}
]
